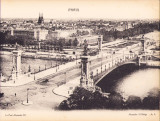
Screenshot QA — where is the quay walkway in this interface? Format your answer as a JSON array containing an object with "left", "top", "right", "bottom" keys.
[{"left": 0, "top": 59, "right": 81, "bottom": 87}]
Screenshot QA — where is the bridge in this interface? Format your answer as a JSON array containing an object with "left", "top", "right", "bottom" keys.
[
  {"left": 78, "top": 36, "right": 160, "bottom": 90},
  {"left": 89, "top": 52, "right": 159, "bottom": 86},
  {"left": 92, "top": 55, "right": 137, "bottom": 85},
  {"left": 1, "top": 36, "right": 159, "bottom": 95},
  {"left": 52, "top": 48, "right": 159, "bottom": 97}
]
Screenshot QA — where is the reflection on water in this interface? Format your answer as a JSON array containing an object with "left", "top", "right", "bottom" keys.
[
  {"left": 115, "top": 68, "right": 159, "bottom": 99},
  {"left": 0, "top": 54, "right": 58, "bottom": 76},
  {"left": 97, "top": 64, "right": 159, "bottom": 99}
]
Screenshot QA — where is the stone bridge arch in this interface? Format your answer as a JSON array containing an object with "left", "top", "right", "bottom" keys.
[{"left": 93, "top": 62, "right": 136, "bottom": 85}]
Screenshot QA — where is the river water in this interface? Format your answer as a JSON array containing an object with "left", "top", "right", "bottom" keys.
[
  {"left": 0, "top": 54, "right": 59, "bottom": 76},
  {"left": 97, "top": 64, "right": 159, "bottom": 99}
]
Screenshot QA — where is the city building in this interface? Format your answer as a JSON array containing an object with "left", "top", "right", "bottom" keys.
[{"left": 11, "top": 28, "right": 48, "bottom": 41}]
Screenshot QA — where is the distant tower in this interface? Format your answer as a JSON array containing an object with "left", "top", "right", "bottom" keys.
[
  {"left": 11, "top": 27, "right": 14, "bottom": 36},
  {"left": 80, "top": 40, "right": 94, "bottom": 88},
  {"left": 141, "top": 35, "right": 146, "bottom": 52},
  {"left": 38, "top": 13, "right": 44, "bottom": 25}
]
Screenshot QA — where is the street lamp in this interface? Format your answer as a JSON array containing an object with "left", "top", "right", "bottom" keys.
[
  {"left": 28, "top": 65, "right": 31, "bottom": 72},
  {"left": 101, "top": 54, "right": 103, "bottom": 73},
  {"left": 123, "top": 50, "right": 125, "bottom": 62},
  {"left": 112, "top": 54, "right": 113, "bottom": 67},
  {"left": 56, "top": 57, "right": 57, "bottom": 72},
  {"left": 60, "top": 55, "right": 62, "bottom": 65},
  {"left": 34, "top": 69, "right": 35, "bottom": 80},
  {"left": 39, "top": 66, "right": 41, "bottom": 72},
  {"left": 56, "top": 63, "right": 57, "bottom": 72},
  {"left": 76, "top": 55, "right": 77, "bottom": 65},
  {"left": 65, "top": 72, "right": 67, "bottom": 84},
  {"left": 27, "top": 88, "right": 29, "bottom": 103}
]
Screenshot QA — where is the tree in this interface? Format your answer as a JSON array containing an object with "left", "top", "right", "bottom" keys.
[
  {"left": 59, "top": 100, "right": 69, "bottom": 110},
  {"left": 142, "top": 96, "right": 159, "bottom": 109},
  {"left": 82, "top": 31, "right": 89, "bottom": 36},
  {"left": 68, "top": 39, "right": 72, "bottom": 46},
  {"left": 58, "top": 87, "right": 109, "bottom": 110},
  {"left": 67, "top": 87, "right": 94, "bottom": 109},
  {"left": 76, "top": 30, "right": 81, "bottom": 36},
  {"left": 92, "top": 91, "right": 109, "bottom": 109},
  {"left": 53, "top": 39, "right": 58, "bottom": 47},
  {"left": 73, "top": 38, "right": 79, "bottom": 46},
  {"left": 95, "top": 22, "right": 159, "bottom": 42},
  {"left": 125, "top": 95, "right": 142, "bottom": 109},
  {"left": 0, "top": 31, "right": 8, "bottom": 44},
  {"left": 108, "top": 92, "right": 124, "bottom": 109},
  {"left": 0, "top": 92, "right": 4, "bottom": 98},
  {"left": 4, "top": 34, "right": 35, "bottom": 46},
  {"left": 58, "top": 38, "right": 65, "bottom": 51}
]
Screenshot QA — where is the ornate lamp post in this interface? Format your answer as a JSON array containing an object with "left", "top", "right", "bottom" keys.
[
  {"left": 27, "top": 88, "right": 29, "bottom": 103},
  {"left": 22, "top": 88, "right": 33, "bottom": 105},
  {"left": 76, "top": 55, "right": 77, "bottom": 65},
  {"left": 28, "top": 65, "right": 31, "bottom": 72},
  {"left": 56, "top": 56, "right": 58, "bottom": 72},
  {"left": 34, "top": 69, "right": 36, "bottom": 80},
  {"left": 39, "top": 66, "right": 41, "bottom": 72},
  {"left": 65, "top": 72, "right": 67, "bottom": 84}
]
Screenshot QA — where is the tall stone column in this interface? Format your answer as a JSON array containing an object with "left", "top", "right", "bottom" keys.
[
  {"left": 38, "top": 41, "right": 41, "bottom": 50},
  {"left": 12, "top": 50, "right": 22, "bottom": 78},
  {"left": 141, "top": 39, "right": 146, "bottom": 52},
  {"left": 11, "top": 28, "right": 14, "bottom": 36},
  {"left": 137, "top": 56, "right": 141, "bottom": 66},
  {"left": 80, "top": 40, "right": 94, "bottom": 88},
  {"left": 98, "top": 35, "right": 103, "bottom": 53},
  {"left": 80, "top": 56, "right": 90, "bottom": 87}
]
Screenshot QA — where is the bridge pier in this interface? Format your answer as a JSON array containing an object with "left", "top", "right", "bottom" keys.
[
  {"left": 80, "top": 56, "right": 94, "bottom": 88},
  {"left": 137, "top": 54, "right": 148, "bottom": 66},
  {"left": 80, "top": 40, "right": 94, "bottom": 89}
]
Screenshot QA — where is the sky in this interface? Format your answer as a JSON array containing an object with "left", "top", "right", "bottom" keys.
[{"left": 1, "top": 0, "right": 159, "bottom": 20}]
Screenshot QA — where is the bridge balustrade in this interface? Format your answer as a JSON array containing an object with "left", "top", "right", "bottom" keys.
[{"left": 92, "top": 54, "right": 138, "bottom": 84}]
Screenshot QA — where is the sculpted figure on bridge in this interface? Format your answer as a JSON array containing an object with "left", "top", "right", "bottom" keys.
[{"left": 83, "top": 39, "right": 88, "bottom": 56}]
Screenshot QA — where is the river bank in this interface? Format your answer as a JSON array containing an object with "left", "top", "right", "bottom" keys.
[{"left": 0, "top": 50, "right": 78, "bottom": 61}]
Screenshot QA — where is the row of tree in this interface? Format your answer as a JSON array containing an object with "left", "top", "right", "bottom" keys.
[
  {"left": 0, "top": 32, "right": 36, "bottom": 45},
  {"left": 70, "top": 30, "right": 90, "bottom": 37},
  {"left": 0, "top": 32, "right": 79, "bottom": 50},
  {"left": 58, "top": 87, "right": 159, "bottom": 110},
  {"left": 94, "top": 22, "right": 160, "bottom": 41},
  {"left": 45, "top": 38, "right": 79, "bottom": 47}
]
